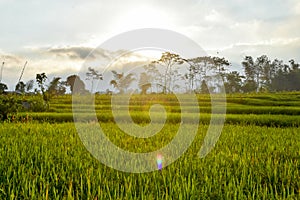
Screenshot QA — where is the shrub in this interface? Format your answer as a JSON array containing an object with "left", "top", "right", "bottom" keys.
[
  {"left": 26, "top": 95, "right": 48, "bottom": 112},
  {"left": 0, "top": 95, "right": 22, "bottom": 121}
]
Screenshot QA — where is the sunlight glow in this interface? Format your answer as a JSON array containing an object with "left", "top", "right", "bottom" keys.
[{"left": 117, "top": 5, "right": 173, "bottom": 29}]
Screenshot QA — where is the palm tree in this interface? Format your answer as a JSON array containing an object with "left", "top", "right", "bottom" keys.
[
  {"left": 25, "top": 80, "right": 34, "bottom": 93},
  {"left": 47, "top": 77, "right": 66, "bottom": 96},
  {"left": 110, "top": 70, "right": 135, "bottom": 94},
  {"left": 36, "top": 73, "right": 47, "bottom": 95},
  {"left": 86, "top": 67, "right": 103, "bottom": 93},
  {"left": 15, "top": 81, "right": 26, "bottom": 93}
]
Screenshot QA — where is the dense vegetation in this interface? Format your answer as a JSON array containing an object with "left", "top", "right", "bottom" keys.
[
  {"left": 1, "top": 53, "right": 299, "bottom": 96},
  {"left": 6, "top": 92, "right": 300, "bottom": 127},
  {"left": 0, "top": 123, "right": 299, "bottom": 199},
  {"left": 2, "top": 55, "right": 300, "bottom": 200},
  {"left": 0, "top": 92, "right": 299, "bottom": 199}
]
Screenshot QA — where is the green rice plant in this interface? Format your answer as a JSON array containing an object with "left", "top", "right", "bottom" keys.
[
  {"left": 16, "top": 111, "right": 300, "bottom": 127},
  {"left": 0, "top": 123, "right": 299, "bottom": 199}
]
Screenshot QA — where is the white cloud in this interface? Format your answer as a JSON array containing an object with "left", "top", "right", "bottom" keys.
[
  {"left": 0, "top": 0, "right": 300, "bottom": 89},
  {"left": 204, "top": 9, "right": 223, "bottom": 23},
  {"left": 212, "top": 37, "right": 300, "bottom": 71},
  {"left": 0, "top": 45, "right": 158, "bottom": 90}
]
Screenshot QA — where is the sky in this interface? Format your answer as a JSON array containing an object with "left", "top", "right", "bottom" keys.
[{"left": 0, "top": 0, "right": 300, "bottom": 91}]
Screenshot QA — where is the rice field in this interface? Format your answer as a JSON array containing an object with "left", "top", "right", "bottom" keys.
[{"left": 0, "top": 92, "right": 300, "bottom": 199}]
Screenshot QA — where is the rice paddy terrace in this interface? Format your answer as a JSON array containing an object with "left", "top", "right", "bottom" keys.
[{"left": 0, "top": 92, "right": 299, "bottom": 199}]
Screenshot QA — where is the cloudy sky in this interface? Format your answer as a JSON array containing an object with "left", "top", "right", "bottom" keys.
[{"left": 0, "top": 0, "right": 299, "bottom": 90}]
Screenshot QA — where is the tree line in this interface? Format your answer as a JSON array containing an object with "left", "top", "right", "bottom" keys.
[{"left": 0, "top": 52, "right": 299, "bottom": 96}]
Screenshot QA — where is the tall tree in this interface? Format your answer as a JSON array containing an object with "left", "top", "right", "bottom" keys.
[
  {"left": 270, "top": 67, "right": 300, "bottom": 91},
  {"left": 47, "top": 77, "right": 66, "bottom": 96},
  {"left": 211, "top": 56, "right": 230, "bottom": 93},
  {"left": 138, "top": 72, "right": 151, "bottom": 94},
  {"left": 212, "top": 56, "right": 230, "bottom": 77},
  {"left": 66, "top": 75, "right": 86, "bottom": 94},
  {"left": 270, "top": 59, "right": 283, "bottom": 79},
  {"left": 25, "top": 80, "right": 34, "bottom": 93},
  {"left": 242, "top": 56, "right": 255, "bottom": 81},
  {"left": 143, "top": 62, "right": 162, "bottom": 93},
  {"left": 200, "top": 80, "right": 210, "bottom": 94},
  {"left": 242, "top": 56, "right": 257, "bottom": 92},
  {"left": 241, "top": 80, "right": 256, "bottom": 93},
  {"left": 182, "top": 67, "right": 198, "bottom": 93},
  {"left": 110, "top": 71, "right": 135, "bottom": 94},
  {"left": 36, "top": 73, "right": 47, "bottom": 95},
  {"left": 224, "top": 71, "right": 244, "bottom": 93},
  {"left": 86, "top": 67, "right": 103, "bottom": 93},
  {"left": 15, "top": 81, "right": 26, "bottom": 93},
  {"left": 289, "top": 59, "right": 299, "bottom": 71},
  {"left": 154, "top": 52, "right": 184, "bottom": 94},
  {"left": 255, "top": 55, "right": 270, "bottom": 90},
  {"left": 184, "top": 57, "right": 208, "bottom": 92},
  {"left": 169, "top": 68, "right": 181, "bottom": 93}
]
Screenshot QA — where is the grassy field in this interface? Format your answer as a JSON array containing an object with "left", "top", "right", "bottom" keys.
[{"left": 0, "top": 92, "right": 300, "bottom": 199}]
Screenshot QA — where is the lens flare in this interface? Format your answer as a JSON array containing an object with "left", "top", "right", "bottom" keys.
[{"left": 157, "top": 154, "right": 163, "bottom": 170}]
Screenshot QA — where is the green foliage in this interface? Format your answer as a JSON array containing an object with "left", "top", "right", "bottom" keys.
[
  {"left": 26, "top": 95, "right": 48, "bottom": 112},
  {"left": 155, "top": 52, "right": 184, "bottom": 94},
  {"left": 0, "top": 123, "right": 299, "bottom": 199},
  {"left": 25, "top": 80, "right": 34, "bottom": 93},
  {"left": 0, "top": 95, "right": 48, "bottom": 121},
  {"left": 0, "top": 83, "right": 8, "bottom": 94},
  {"left": 138, "top": 72, "right": 151, "bottom": 94},
  {"left": 66, "top": 75, "right": 87, "bottom": 94},
  {"left": 0, "top": 95, "right": 22, "bottom": 120},
  {"left": 242, "top": 80, "right": 257, "bottom": 93},
  {"left": 110, "top": 71, "right": 135, "bottom": 94},
  {"left": 47, "top": 77, "right": 66, "bottom": 96},
  {"left": 270, "top": 68, "right": 300, "bottom": 91},
  {"left": 200, "top": 80, "right": 209, "bottom": 94},
  {"left": 15, "top": 81, "right": 26, "bottom": 93},
  {"left": 7, "top": 92, "right": 299, "bottom": 127},
  {"left": 86, "top": 67, "right": 103, "bottom": 93},
  {"left": 224, "top": 71, "right": 243, "bottom": 93},
  {"left": 36, "top": 73, "right": 47, "bottom": 94},
  {"left": 241, "top": 55, "right": 300, "bottom": 92},
  {"left": 1, "top": 92, "right": 300, "bottom": 198}
]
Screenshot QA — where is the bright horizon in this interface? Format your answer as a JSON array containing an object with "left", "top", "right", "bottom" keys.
[{"left": 0, "top": 0, "right": 300, "bottom": 90}]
